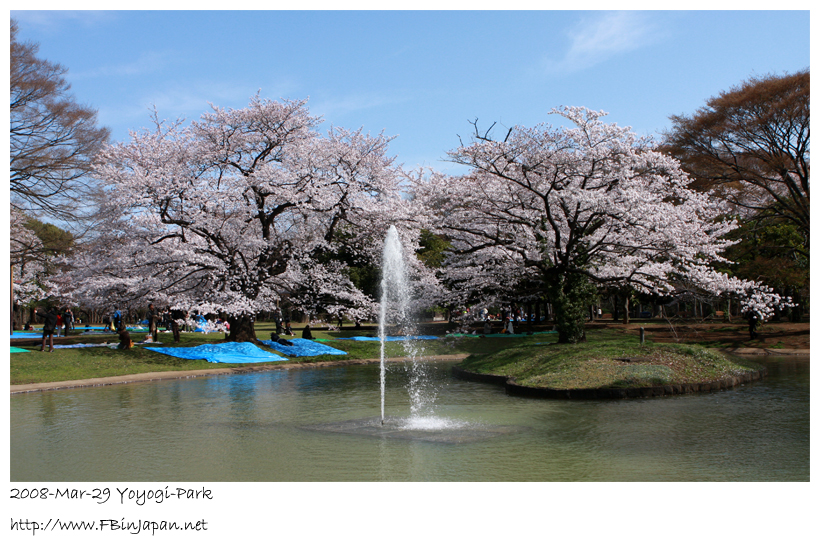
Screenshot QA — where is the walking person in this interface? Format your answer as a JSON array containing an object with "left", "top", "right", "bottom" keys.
[{"left": 36, "top": 307, "right": 58, "bottom": 352}]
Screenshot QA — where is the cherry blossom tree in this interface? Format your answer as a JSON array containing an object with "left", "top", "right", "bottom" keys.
[
  {"left": 10, "top": 207, "right": 51, "bottom": 305},
  {"left": 66, "top": 96, "right": 419, "bottom": 341},
  {"left": 414, "top": 107, "right": 790, "bottom": 343}
]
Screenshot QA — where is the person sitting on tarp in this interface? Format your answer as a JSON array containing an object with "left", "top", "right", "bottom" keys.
[
  {"left": 270, "top": 333, "right": 294, "bottom": 347},
  {"left": 302, "top": 325, "right": 314, "bottom": 340},
  {"left": 117, "top": 325, "right": 133, "bottom": 349}
]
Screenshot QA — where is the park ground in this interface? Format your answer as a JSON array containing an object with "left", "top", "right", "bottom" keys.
[
  {"left": 10, "top": 319, "right": 809, "bottom": 391},
  {"left": 611, "top": 320, "right": 810, "bottom": 350}
]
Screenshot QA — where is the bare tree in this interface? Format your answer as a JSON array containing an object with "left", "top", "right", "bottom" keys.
[
  {"left": 10, "top": 19, "right": 110, "bottom": 223},
  {"left": 662, "top": 70, "right": 809, "bottom": 254}
]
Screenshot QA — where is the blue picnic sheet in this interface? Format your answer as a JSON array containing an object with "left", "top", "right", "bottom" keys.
[
  {"left": 260, "top": 338, "right": 347, "bottom": 357},
  {"left": 145, "top": 342, "right": 288, "bottom": 364},
  {"left": 335, "top": 335, "right": 439, "bottom": 341}
]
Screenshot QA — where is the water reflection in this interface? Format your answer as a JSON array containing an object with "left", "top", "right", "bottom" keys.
[{"left": 10, "top": 356, "right": 809, "bottom": 482}]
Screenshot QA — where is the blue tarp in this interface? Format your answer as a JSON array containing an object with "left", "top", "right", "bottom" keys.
[
  {"left": 11, "top": 326, "right": 145, "bottom": 339},
  {"left": 260, "top": 338, "right": 347, "bottom": 357},
  {"left": 335, "top": 335, "right": 439, "bottom": 341},
  {"left": 145, "top": 342, "right": 288, "bottom": 364}
]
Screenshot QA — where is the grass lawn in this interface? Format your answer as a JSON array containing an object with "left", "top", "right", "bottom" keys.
[
  {"left": 10, "top": 321, "right": 534, "bottom": 385},
  {"left": 11, "top": 322, "right": 766, "bottom": 388}
]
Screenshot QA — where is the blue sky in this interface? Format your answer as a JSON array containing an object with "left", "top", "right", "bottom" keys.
[{"left": 11, "top": 10, "right": 810, "bottom": 175}]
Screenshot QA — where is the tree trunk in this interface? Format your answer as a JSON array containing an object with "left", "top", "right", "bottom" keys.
[
  {"left": 549, "top": 273, "right": 594, "bottom": 344},
  {"left": 226, "top": 314, "right": 258, "bottom": 342},
  {"left": 789, "top": 289, "right": 802, "bottom": 322},
  {"left": 623, "top": 295, "right": 630, "bottom": 325}
]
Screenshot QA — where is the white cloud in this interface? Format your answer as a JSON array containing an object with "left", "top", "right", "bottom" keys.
[{"left": 545, "top": 11, "right": 662, "bottom": 74}]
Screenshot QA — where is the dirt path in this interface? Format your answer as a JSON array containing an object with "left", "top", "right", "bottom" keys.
[{"left": 590, "top": 320, "right": 810, "bottom": 351}]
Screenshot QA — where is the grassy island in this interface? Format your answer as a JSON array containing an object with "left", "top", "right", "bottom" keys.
[{"left": 457, "top": 330, "right": 764, "bottom": 390}]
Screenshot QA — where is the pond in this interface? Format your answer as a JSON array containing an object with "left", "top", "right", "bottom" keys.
[{"left": 10, "top": 356, "right": 809, "bottom": 482}]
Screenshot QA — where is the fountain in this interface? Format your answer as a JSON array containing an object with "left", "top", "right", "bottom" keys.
[
  {"left": 301, "top": 226, "right": 519, "bottom": 443},
  {"left": 379, "top": 225, "right": 423, "bottom": 424}
]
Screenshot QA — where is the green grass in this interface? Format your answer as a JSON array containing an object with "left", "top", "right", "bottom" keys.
[
  {"left": 11, "top": 331, "right": 224, "bottom": 385},
  {"left": 10, "top": 322, "right": 523, "bottom": 385},
  {"left": 11, "top": 323, "right": 763, "bottom": 388}
]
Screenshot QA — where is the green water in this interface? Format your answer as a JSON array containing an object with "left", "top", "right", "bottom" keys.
[{"left": 10, "top": 357, "right": 809, "bottom": 481}]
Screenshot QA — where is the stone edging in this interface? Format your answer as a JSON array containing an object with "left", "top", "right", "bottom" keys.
[
  {"left": 451, "top": 365, "right": 768, "bottom": 400},
  {"left": 10, "top": 354, "right": 470, "bottom": 395}
]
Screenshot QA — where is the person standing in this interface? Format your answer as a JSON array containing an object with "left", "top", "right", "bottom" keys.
[
  {"left": 162, "top": 307, "right": 172, "bottom": 331},
  {"left": 37, "top": 307, "right": 58, "bottom": 352},
  {"left": 746, "top": 311, "right": 759, "bottom": 340},
  {"left": 62, "top": 307, "right": 72, "bottom": 336},
  {"left": 113, "top": 308, "right": 122, "bottom": 330},
  {"left": 54, "top": 311, "right": 63, "bottom": 337},
  {"left": 274, "top": 310, "right": 283, "bottom": 335},
  {"left": 147, "top": 303, "right": 159, "bottom": 342},
  {"left": 171, "top": 318, "right": 181, "bottom": 342},
  {"left": 170, "top": 308, "right": 185, "bottom": 342}
]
